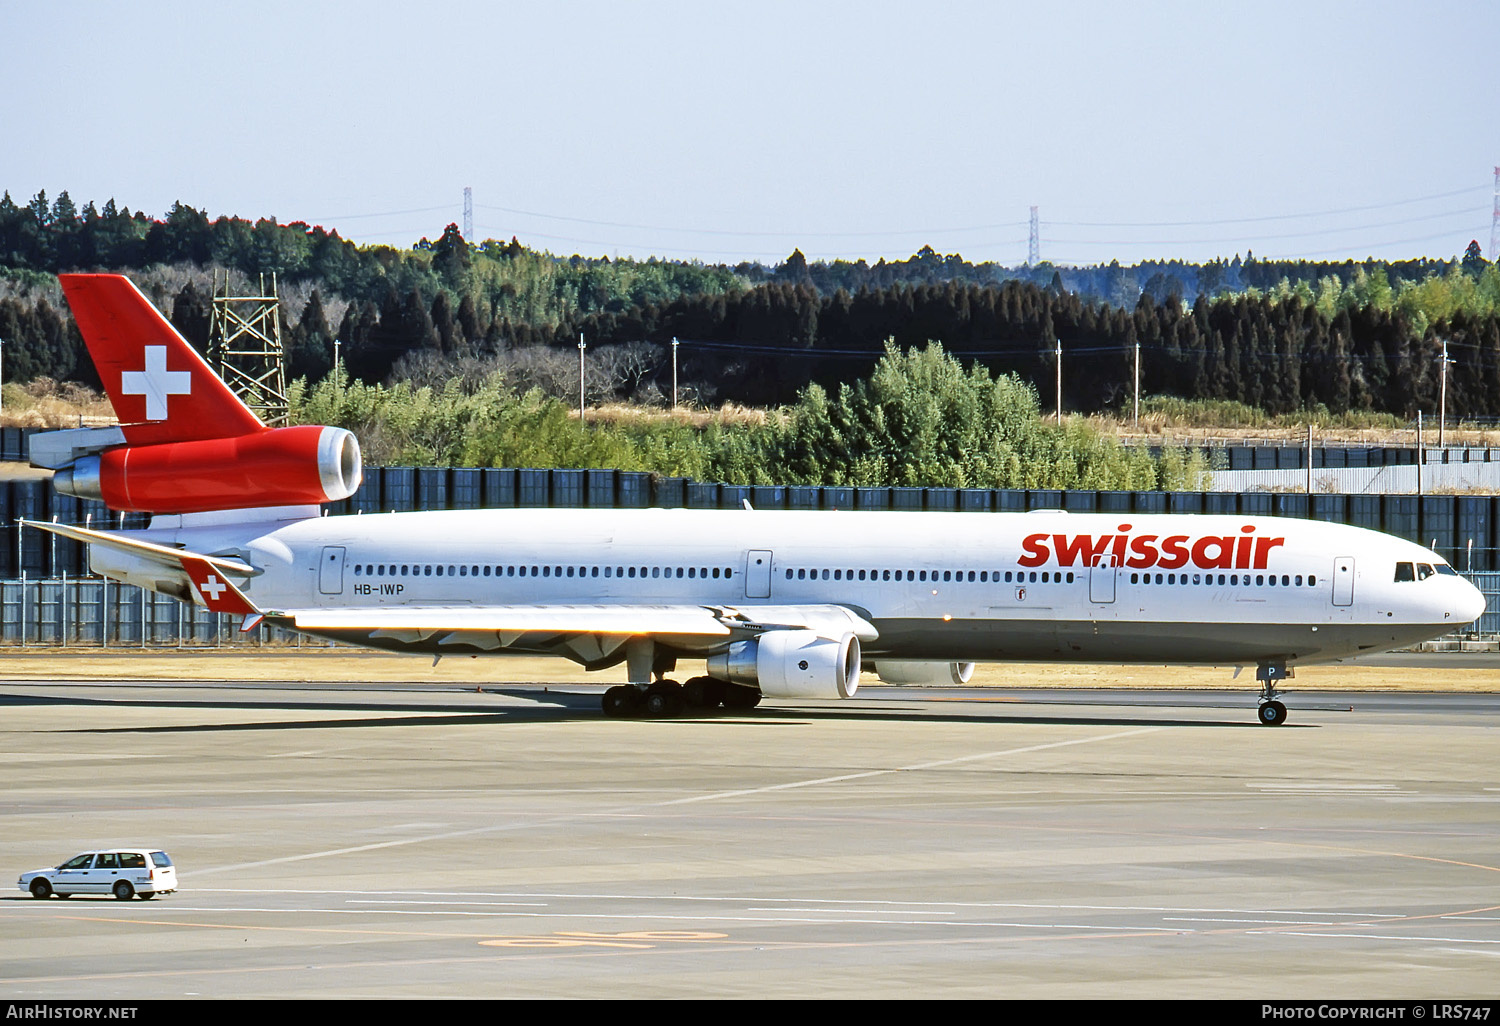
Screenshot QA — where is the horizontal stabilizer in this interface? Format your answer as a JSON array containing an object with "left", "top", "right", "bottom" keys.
[{"left": 19, "top": 519, "right": 257, "bottom": 578}]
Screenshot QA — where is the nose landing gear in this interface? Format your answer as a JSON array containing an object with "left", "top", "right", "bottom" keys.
[{"left": 1256, "top": 661, "right": 1291, "bottom": 726}]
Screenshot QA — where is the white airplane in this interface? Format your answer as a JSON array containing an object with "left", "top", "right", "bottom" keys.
[{"left": 25, "top": 274, "right": 1485, "bottom": 726}]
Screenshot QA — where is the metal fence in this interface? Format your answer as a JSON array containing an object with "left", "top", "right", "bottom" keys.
[{"left": 0, "top": 575, "right": 321, "bottom": 648}]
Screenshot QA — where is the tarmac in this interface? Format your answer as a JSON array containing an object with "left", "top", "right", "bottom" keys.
[{"left": 1, "top": 659, "right": 1498, "bottom": 999}]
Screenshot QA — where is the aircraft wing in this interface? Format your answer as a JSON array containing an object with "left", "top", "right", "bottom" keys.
[
  {"left": 284, "top": 602, "right": 878, "bottom": 642},
  {"left": 265, "top": 603, "right": 876, "bottom": 669}
]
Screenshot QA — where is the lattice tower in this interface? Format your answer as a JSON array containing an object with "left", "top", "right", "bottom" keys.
[{"left": 207, "top": 271, "right": 289, "bottom": 426}]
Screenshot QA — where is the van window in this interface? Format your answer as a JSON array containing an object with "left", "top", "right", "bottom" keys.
[
  {"left": 151, "top": 852, "right": 173, "bottom": 867},
  {"left": 120, "top": 852, "right": 147, "bottom": 869}
]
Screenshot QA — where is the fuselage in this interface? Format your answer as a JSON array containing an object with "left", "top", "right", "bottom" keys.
[{"left": 119, "top": 507, "right": 1485, "bottom": 668}]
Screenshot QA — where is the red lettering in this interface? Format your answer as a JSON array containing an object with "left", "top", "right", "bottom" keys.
[
  {"left": 1126, "top": 534, "right": 1160, "bottom": 569},
  {"left": 1191, "top": 535, "right": 1234, "bottom": 569},
  {"left": 1023, "top": 528, "right": 1287, "bottom": 573},
  {"left": 1054, "top": 533, "right": 1112, "bottom": 567},
  {"left": 1253, "top": 536, "right": 1285, "bottom": 569},
  {"left": 1019, "top": 533, "right": 1050, "bottom": 568},
  {"left": 1158, "top": 535, "right": 1190, "bottom": 569}
]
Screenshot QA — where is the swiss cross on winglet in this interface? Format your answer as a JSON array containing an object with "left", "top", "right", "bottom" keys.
[{"left": 178, "top": 555, "right": 260, "bottom": 627}]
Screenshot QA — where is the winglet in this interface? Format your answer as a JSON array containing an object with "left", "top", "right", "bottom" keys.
[{"left": 179, "top": 555, "right": 260, "bottom": 617}]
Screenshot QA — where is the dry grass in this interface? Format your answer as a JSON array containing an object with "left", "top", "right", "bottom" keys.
[
  {"left": 580, "top": 401, "right": 776, "bottom": 430},
  {"left": 0, "top": 379, "right": 116, "bottom": 429}
]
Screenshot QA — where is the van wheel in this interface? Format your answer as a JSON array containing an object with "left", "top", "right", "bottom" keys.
[
  {"left": 29, "top": 878, "right": 51, "bottom": 900},
  {"left": 139, "top": 892, "right": 156, "bottom": 900},
  {"left": 112, "top": 880, "right": 134, "bottom": 901}
]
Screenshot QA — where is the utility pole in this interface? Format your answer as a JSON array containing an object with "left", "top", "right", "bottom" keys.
[
  {"left": 1439, "top": 338, "right": 1450, "bottom": 448},
  {"left": 1055, "top": 338, "right": 1062, "bottom": 426},
  {"left": 1133, "top": 341, "right": 1140, "bottom": 429},
  {"left": 1416, "top": 411, "right": 1424, "bottom": 498},
  {"left": 577, "top": 334, "right": 587, "bottom": 423},
  {"left": 671, "top": 337, "right": 679, "bottom": 410},
  {"left": 1306, "top": 423, "right": 1313, "bottom": 495}
]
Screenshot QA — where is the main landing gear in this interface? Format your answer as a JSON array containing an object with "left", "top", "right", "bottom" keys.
[
  {"left": 601, "top": 677, "right": 762, "bottom": 719},
  {"left": 1255, "top": 661, "right": 1290, "bottom": 727}
]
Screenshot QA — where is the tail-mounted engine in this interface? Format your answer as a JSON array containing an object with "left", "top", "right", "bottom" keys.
[{"left": 33, "top": 424, "right": 361, "bottom": 515}]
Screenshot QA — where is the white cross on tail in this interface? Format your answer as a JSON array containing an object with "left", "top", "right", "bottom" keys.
[{"left": 120, "top": 345, "right": 192, "bottom": 420}]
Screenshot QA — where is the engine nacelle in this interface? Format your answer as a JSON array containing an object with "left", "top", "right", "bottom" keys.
[
  {"left": 53, "top": 425, "right": 361, "bottom": 515},
  {"left": 706, "top": 629, "right": 860, "bottom": 700},
  {"left": 872, "top": 660, "right": 976, "bottom": 686}
]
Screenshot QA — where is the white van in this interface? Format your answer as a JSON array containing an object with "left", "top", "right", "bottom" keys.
[{"left": 19, "top": 848, "right": 177, "bottom": 900}]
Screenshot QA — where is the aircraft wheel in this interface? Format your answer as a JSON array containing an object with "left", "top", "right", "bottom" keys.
[
  {"left": 681, "top": 676, "right": 721, "bottom": 710},
  {"left": 1258, "top": 701, "right": 1288, "bottom": 727},
  {"left": 641, "top": 682, "right": 683, "bottom": 719},
  {"left": 602, "top": 686, "right": 639, "bottom": 718}
]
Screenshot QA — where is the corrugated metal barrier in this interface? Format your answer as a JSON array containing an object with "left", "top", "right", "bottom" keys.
[{"left": 4, "top": 465, "right": 1499, "bottom": 644}]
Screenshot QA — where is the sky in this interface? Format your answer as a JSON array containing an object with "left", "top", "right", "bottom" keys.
[{"left": 3, "top": 0, "right": 1498, "bottom": 268}]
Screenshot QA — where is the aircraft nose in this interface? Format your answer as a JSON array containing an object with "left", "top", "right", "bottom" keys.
[{"left": 1458, "top": 577, "right": 1487, "bottom": 625}]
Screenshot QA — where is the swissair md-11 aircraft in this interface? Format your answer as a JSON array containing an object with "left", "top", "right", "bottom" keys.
[{"left": 24, "top": 274, "right": 1485, "bottom": 725}]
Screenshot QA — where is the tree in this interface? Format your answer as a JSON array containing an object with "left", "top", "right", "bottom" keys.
[{"left": 1462, "top": 240, "right": 1489, "bottom": 279}]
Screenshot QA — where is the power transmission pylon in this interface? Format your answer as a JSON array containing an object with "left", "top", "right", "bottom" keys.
[
  {"left": 1028, "top": 206, "right": 1040, "bottom": 265},
  {"left": 464, "top": 186, "right": 473, "bottom": 242},
  {"left": 1491, "top": 166, "right": 1499, "bottom": 263},
  {"left": 208, "top": 271, "right": 289, "bottom": 426}
]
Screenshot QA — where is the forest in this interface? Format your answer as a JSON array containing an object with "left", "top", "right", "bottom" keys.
[{"left": 2, "top": 188, "right": 1499, "bottom": 423}]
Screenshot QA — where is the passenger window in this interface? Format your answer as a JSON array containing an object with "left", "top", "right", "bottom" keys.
[
  {"left": 95, "top": 853, "right": 119, "bottom": 870},
  {"left": 120, "top": 853, "right": 146, "bottom": 869},
  {"left": 61, "top": 854, "right": 94, "bottom": 870}
]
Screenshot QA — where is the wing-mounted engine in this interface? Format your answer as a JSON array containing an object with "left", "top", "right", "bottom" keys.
[
  {"left": 872, "top": 660, "right": 976, "bottom": 685},
  {"left": 37, "top": 424, "right": 361, "bottom": 515},
  {"left": 706, "top": 629, "right": 861, "bottom": 700}
]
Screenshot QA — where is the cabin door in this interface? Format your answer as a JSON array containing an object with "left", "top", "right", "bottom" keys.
[
  {"left": 319, "top": 546, "right": 347, "bottom": 595},
  {"left": 1089, "top": 554, "right": 1118, "bottom": 604},
  {"left": 1331, "top": 556, "right": 1354, "bottom": 606},
  {"left": 746, "top": 550, "right": 773, "bottom": 599}
]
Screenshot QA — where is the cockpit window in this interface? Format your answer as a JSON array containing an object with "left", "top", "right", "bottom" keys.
[
  {"left": 1435, "top": 564, "right": 1458, "bottom": 576},
  {"left": 1417, "top": 563, "right": 1435, "bottom": 580},
  {"left": 1394, "top": 562, "right": 1415, "bottom": 582}
]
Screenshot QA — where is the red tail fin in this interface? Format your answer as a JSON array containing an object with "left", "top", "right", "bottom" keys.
[{"left": 59, "top": 274, "right": 264, "bottom": 445}]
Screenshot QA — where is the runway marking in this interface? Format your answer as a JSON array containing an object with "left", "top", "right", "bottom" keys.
[
  {"left": 183, "top": 726, "right": 1163, "bottom": 874},
  {"left": 663, "top": 726, "right": 1164, "bottom": 805},
  {"left": 1271, "top": 931, "right": 1500, "bottom": 945}
]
